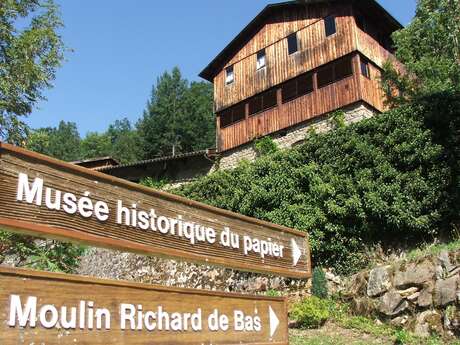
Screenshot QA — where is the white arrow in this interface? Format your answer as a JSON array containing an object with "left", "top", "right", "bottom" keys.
[
  {"left": 291, "top": 238, "right": 302, "bottom": 266},
  {"left": 269, "top": 306, "right": 279, "bottom": 338}
]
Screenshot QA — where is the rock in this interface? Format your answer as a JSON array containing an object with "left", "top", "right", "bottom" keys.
[
  {"left": 378, "top": 291, "right": 409, "bottom": 316},
  {"left": 390, "top": 315, "right": 409, "bottom": 327},
  {"left": 397, "top": 287, "right": 419, "bottom": 297},
  {"left": 418, "top": 282, "right": 434, "bottom": 308},
  {"left": 407, "top": 291, "right": 420, "bottom": 301},
  {"left": 350, "top": 297, "right": 378, "bottom": 317},
  {"left": 438, "top": 250, "right": 454, "bottom": 273},
  {"left": 414, "top": 310, "right": 442, "bottom": 337},
  {"left": 434, "top": 276, "right": 458, "bottom": 306},
  {"left": 367, "top": 266, "right": 392, "bottom": 297},
  {"left": 343, "top": 271, "right": 368, "bottom": 299},
  {"left": 394, "top": 260, "right": 435, "bottom": 288}
]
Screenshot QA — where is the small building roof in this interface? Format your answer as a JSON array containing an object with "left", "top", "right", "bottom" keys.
[
  {"left": 199, "top": 0, "right": 403, "bottom": 82},
  {"left": 71, "top": 156, "right": 120, "bottom": 170}
]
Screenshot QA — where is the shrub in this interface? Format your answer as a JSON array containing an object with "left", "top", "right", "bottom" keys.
[
  {"left": 177, "top": 95, "right": 460, "bottom": 274},
  {"left": 291, "top": 296, "right": 330, "bottom": 329},
  {"left": 254, "top": 136, "right": 278, "bottom": 156},
  {"left": 312, "top": 267, "right": 328, "bottom": 299}
]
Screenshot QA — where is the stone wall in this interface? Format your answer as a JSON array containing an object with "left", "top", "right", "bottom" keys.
[
  {"left": 342, "top": 249, "right": 460, "bottom": 337},
  {"left": 218, "top": 102, "right": 376, "bottom": 171},
  {"left": 78, "top": 247, "right": 310, "bottom": 295}
]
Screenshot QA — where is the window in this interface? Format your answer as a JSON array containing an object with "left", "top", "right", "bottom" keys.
[
  {"left": 317, "top": 56, "right": 353, "bottom": 88},
  {"left": 324, "top": 16, "right": 336, "bottom": 37},
  {"left": 360, "top": 58, "right": 370, "bottom": 79},
  {"left": 335, "top": 57, "right": 353, "bottom": 80},
  {"left": 287, "top": 32, "right": 298, "bottom": 55},
  {"left": 256, "top": 49, "right": 266, "bottom": 70},
  {"left": 225, "top": 65, "right": 234, "bottom": 85},
  {"left": 219, "top": 103, "right": 245, "bottom": 128},
  {"left": 282, "top": 73, "right": 313, "bottom": 103},
  {"left": 249, "top": 88, "right": 278, "bottom": 116},
  {"left": 317, "top": 65, "right": 334, "bottom": 88}
]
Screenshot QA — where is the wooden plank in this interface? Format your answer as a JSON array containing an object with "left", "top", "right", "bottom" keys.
[
  {"left": 0, "top": 266, "right": 288, "bottom": 345},
  {"left": 0, "top": 143, "right": 311, "bottom": 279}
]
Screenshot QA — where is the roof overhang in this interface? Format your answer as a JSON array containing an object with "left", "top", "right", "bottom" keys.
[{"left": 199, "top": 0, "right": 403, "bottom": 82}]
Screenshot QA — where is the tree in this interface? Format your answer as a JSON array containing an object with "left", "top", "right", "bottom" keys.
[
  {"left": 137, "top": 67, "right": 215, "bottom": 159},
  {"left": 80, "top": 131, "right": 111, "bottom": 160},
  {"left": 26, "top": 121, "right": 81, "bottom": 161},
  {"left": 106, "top": 118, "right": 141, "bottom": 163},
  {"left": 382, "top": 0, "right": 460, "bottom": 103},
  {"left": 0, "top": 0, "right": 65, "bottom": 143}
]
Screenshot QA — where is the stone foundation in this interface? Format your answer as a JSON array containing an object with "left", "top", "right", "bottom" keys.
[{"left": 218, "top": 102, "right": 376, "bottom": 170}]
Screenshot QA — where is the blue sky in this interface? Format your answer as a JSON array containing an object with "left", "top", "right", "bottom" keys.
[{"left": 27, "top": 0, "right": 417, "bottom": 135}]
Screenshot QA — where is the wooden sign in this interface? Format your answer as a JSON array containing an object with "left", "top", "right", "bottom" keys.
[
  {"left": 0, "top": 266, "right": 288, "bottom": 345},
  {"left": 0, "top": 143, "right": 311, "bottom": 278}
]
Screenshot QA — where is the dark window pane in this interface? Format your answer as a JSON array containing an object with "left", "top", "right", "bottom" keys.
[
  {"left": 249, "top": 95, "right": 263, "bottom": 115},
  {"left": 263, "top": 89, "right": 277, "bottom": 109},
  {"left": 335, "top": 56, "right": 353, "bottom": 80},
  {"left": 281, "top": 78, "right": 298, "bottom": 103},
  {"left": 317, "top": 65, "right": 334, "bottom": 88},
  {"left": 297, "top": 73, "right": 314, "bottom": 96},
  {"left": 232, "top": 103, "right": 246, "bottom": 122},
  {"left": 287, "top": 33, "right": 298, "bottom": 55},
  {"left": 325, "top": 16, "right": 336, "bottom": 37},
  {"left": 220, "top": 109, "right": 232, "bottom": 128},
  {"left": 256, "top": 49, "right": 266, "bottom": 70},
  {"left": 360, "top": 59, "right": 370, "bottom": 78},
  {"left": 225, "top": 65, "right": 234, "bottom": 84}
]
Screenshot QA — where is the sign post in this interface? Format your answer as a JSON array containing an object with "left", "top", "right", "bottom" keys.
[
  {"left": 0, "top": 267, "right": 288, "bottom": 345},
  {"left": 0, "top": 142, "right": 311, "bottom": 278}
]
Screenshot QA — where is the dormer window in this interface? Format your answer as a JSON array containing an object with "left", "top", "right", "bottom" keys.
[
  {"left": 225, "top": 65, "right": 234, "bottom": 85},
  {"left": 287, "top": 32, "right": 298, "bottom": 55},
  {"left": 256, "top": 49, "right": 266, "bottom": 70},
  {"left": 325, "top": 16, "right": 337, "bottom": 37}
]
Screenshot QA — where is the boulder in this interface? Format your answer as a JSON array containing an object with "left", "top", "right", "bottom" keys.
[
  {"left": 350, "top": 297, "right": 378, "bottom": 317},
  {"left": 438, "top": 250, "right": 454, "bottom": 273},
  {"left": 418, "top": 282, "right": 434, "bottom": 308},
  {"left": 378, "top": 290, "right": 409, "bottom": 316},
  {"left": 414, "top": 310, "right": 442, "bottom": 337},
  {"left": 394, "top": 260, "right": 435, "bottom": 288},
  {"left": 367, "top": 266, "right": 392, "bottom": 297},
  {"left": 397, "top": 287, "right": 419, "bottom": 298},
  {"left": 343, "top": 271, "right": 368, "bottom": 299},
  {"left": 434, "top": 275, "right": 458, "bottom": 307}
]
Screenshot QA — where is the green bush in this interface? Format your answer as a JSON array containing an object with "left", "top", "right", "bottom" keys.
[
  {"left": 254, "top": 136, "right": 278, "bottom": 156},
  {"left": 177, "top": 94, "right": 460, "bottom": 274},
  {"left": 291, "top": 296, "right": 330, "bottom": 329},
  {"left": 312, "top": 267, "right": 328, "bottom": 299}
]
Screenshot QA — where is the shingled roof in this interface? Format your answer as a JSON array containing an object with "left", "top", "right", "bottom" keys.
[{"left": 199, "top": 0, "right": 403, "bottom": 82}]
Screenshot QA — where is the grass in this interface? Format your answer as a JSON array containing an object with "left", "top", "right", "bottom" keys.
[
  {"left": 405, "top": 238, "right": 460, "bottom": 262},
  {"left": 290, "top": 298, "right": 460, "bottom": 345}
]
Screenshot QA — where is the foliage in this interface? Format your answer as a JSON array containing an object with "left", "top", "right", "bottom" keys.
[
  {"left": 26, "top": 121, "right": 81, "bottom": 161},
  {"left": 177, "top": 94, "right": 460, "bottom": 274},
  {"left": 140, "top": 177, "right": 170, "bottom": 190},
  {"left": 312, "top": 267, "right": 328, "bottom": 299},
  {"left": 254, "top": 136, "right": 278, "bottom": 156},
  {"left": 291, "top": 296, "right": 330, "bottom": 329},
  {"left": 0, "top": 0, "right": 66, "bottom": 143},
  {"left": 382, "top": 0, "right": 460, "bottom": 104},
  {"left": 79, "top": 118, "right": 142, "bottom": 164},
  {"left": 330, "top": 110, "right": 346, "bottom": 129},
  {"left": 0, "top": 231, "right": 84, "bottom": 273},
  {"left": 266, "top": 289, "right": 281, "bottom": 297},
  {"left": 137, "top": 67, "right": 215, "bottom": 159}
]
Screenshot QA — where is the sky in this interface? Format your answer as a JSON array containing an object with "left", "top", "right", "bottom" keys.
[{"left": 27, "top": 0, "right": 417, "bottom": 135}]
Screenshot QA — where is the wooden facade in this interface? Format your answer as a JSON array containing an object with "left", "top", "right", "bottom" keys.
[{"left": 200, "top": 0, "right": 403, "bottom": 152}]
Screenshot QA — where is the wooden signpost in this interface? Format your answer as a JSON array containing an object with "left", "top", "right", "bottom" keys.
[
  {"left": 0, "top": 266, "right": 288, "bottom": 345},
  {"left": 0, "top": 142, "right": 311, "bottom": 278},
  {"left": 0, "top": 142, "right": 312, "bottom": 344}
]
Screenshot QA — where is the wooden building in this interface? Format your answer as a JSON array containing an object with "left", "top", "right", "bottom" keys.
[{"left": 200, "top": 0, "right": 403, "bottom": 156}]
